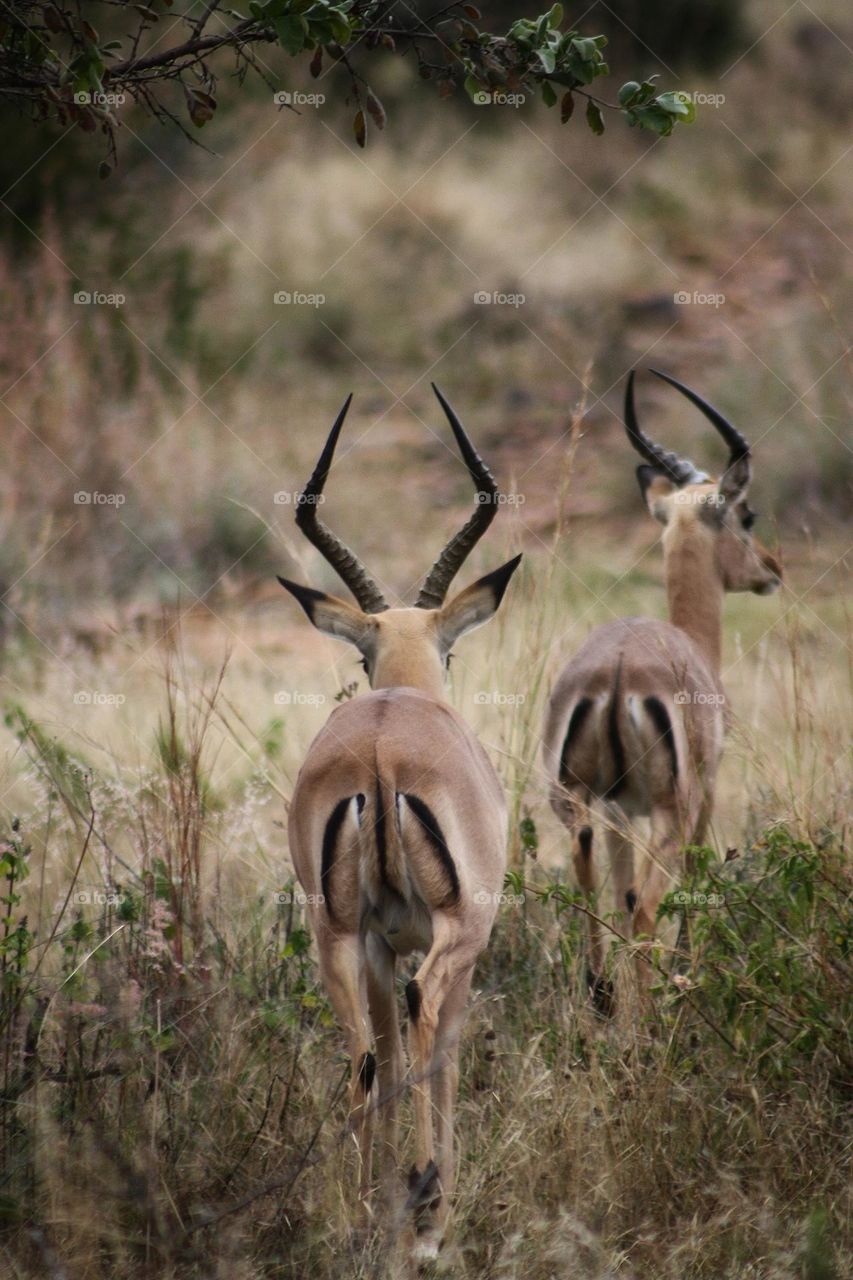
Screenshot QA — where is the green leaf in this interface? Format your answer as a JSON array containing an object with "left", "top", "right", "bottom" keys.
[
  {"left": 541, "top": 80, "right": 557, "bottom": 108},
  {"left": 275, "top": 14, "right": 307, "bottom": 55},
  {"left": 585, "top": 99, "right": 604, "bottom": 135},
  {"left": 618, "top": 80, "right": 640, "bottom": 107},
  {"left": 560, "top": 89, "right": 574, "bottom": 122},
  {"left": 464, "top": 73, "right": 482, "bottom": 102},
  {"left": 657, "top": 90, "right": 695, "bottom": 120},
  {"left": 536, "top": 46, "right": 556, "bottom": 75}
]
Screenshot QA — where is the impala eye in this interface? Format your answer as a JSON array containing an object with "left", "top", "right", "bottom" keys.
[
  {"left": 742, "top": 510, "right": 756, "bottom": 531},
  {"left": 446, "top": 652, "right": 455, "bottom": 669},
  {"left": 359, "top": 657, "right": 369, "bottom": 676}
]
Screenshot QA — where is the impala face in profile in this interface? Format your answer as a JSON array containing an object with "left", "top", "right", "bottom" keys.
[
  {"left": 279, "top": 386, "right": 521, "bottom": 1260},
  {"left": 543, "top": 369, "right": 781, "bottom": 1003}
]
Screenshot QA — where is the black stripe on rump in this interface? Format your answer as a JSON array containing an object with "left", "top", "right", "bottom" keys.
[
  {"left": 644, "top": 695, "right": 679, "bottom": 781},
  {"left": 402, "top": 793, "right": 460, "bottom": 907},
  {"left": 558, "top": 696, "right": 593, "bottom": 786},
  {"left": 321, "top": 797, "right": 352, "bottom": 922},
  {"left": 604, "top": 658, "right": 627, "bottom": 799},
  {"left": 374, "top": 777, "right": 389, "bottom": 888}
]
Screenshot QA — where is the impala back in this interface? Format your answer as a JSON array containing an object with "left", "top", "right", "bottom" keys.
[
  {"left": 543, "top": 617, "right": 726, "bottom": 819},
  {"left": 288, "top": 687, "right": 507, "bottom": 955}
]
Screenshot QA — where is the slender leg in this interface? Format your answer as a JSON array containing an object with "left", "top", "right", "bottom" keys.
[
  {"left": 430, "top": 969, "right": 473, "bottom": 1236},
  {"left": 632, "top": 803, "right": 695, "bottom": 994},
  {"left": 365, "top": 932, "right": 403, "bottom": 1215},
  {"left": 316, "top": 932, "right": 375, "bottom": 1223},
  {"left": 552, "top": 783, "right": 606, "bottom": 998},
  {"left": 604, "top": 814, "right": 636, "bottom": 935},
  {"left": 405, "top": 916, "right": 479, "bottom": 1262}
]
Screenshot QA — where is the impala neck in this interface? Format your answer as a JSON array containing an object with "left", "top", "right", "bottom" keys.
[{"left": 663, "top": 520, "right": 723, "bottom": 674}]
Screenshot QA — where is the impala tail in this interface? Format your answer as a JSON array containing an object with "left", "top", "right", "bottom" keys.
[{"left": 356, "top": 764, "right": 413, "bottom": 934}]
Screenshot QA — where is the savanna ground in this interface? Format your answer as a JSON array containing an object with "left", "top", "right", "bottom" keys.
[{"left": 1, "top": 1, "right": 851, "bottom": 1276}]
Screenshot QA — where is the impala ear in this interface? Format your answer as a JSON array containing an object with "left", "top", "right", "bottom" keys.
[
  {"left": 436, "top": 554, "right": 522, "bottom": 653},
  {"left": 636, "top": 466, "right": 677, "bottom": 524},
  {"left": 278, "top": 577, "right": 373, "bottom": 649},
  {"left": 717, "top": 453, "right": 752, "bottom": 508}
]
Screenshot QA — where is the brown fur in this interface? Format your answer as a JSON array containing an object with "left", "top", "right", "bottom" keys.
[
  {"left": 283, "top": 558, "right": 520, "bottom": 1257},
  {"left": 543, "top": 471, "right": 781, "bottom": 990}
]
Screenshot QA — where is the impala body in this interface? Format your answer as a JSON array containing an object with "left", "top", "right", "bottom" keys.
[
  {"left": 543, "top": 370, "right": 781, "bottom": 998},
  {"left": 279, "top": 388, "right": 520, "bottom": 1259}
]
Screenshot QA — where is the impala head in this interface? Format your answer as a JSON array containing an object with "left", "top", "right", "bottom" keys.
[
  {"left": 278, "top": 385, "right": 522, "bottom": 699},
  {"left": 625, "top": 368, "right": 782, "bottom": 595}
]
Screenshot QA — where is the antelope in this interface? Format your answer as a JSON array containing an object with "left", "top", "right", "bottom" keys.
[
  {"left": 543, "top": 369, "right": 782, "bottom": 1003},
  {"left": 278, "top": 387, "right": 521, "bottom": 1259}
]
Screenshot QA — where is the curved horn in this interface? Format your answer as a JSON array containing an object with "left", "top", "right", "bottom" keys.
[
  {"left": 624, "top": 369, "right": 709, "bottom": 486},
  {"left": 648, "top": 368, "right": 751, "bottom": 463},
  {"left": 294, "top": 395, "right": 388, "bottom": 614},
  {"left": 415, "top": 384, "right": 500, "bottom": 610}
]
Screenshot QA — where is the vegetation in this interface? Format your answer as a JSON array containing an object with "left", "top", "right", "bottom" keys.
[{"left": 0, "top": 1, "right": 697, "bottom": 163}]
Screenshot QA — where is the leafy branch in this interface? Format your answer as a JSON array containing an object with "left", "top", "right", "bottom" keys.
[{"left": 0, "top": 1, "right": 695, "bottom": 166}]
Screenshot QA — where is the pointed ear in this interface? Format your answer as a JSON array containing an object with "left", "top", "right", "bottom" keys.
[
  {"left": 718, "top": 453, "right": 752, "bottom": 508},
  {"left": 277, "top": 577, "right": 373, "bottom": 649},
  {"left": 436, "top": 554, "right": 522, "bottom": 652},
  {"left": 636, "top": 465, "right": 677, "bottom": 524}
]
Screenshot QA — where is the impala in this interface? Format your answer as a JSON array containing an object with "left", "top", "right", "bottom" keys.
[
  {"left": 278, "top": 387, "right": 521, "bottom": 1259},
  {"left": 543, "top": 369, "right": 782, "bottom": 1002}
]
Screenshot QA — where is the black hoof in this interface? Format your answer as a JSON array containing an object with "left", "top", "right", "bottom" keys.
[{"left": 586, "top": 966, "right": 615, "bottom": 1018}]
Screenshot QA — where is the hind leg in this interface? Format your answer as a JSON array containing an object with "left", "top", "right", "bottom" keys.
[
  {"left": 405, "top": 915, "right": 480, "bottom": 1262},
  {"left": 552, "top": 784, "right": 608, "bottom": 1004},
  {"left": 365, "top": 932, "right": 403, "bottom": 1215},
  {"left": 633, "top": 797, "right": 702, "bottom": 994},
  {"left": 603, "top": 807, "right": 636, "bottom": 936},
  {"left": 316, "top": 932, "right": 376, "bottom": 1223}
]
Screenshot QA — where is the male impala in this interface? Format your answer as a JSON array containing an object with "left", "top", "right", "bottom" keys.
[
  {"left": 543, "top": 369, "right": 781, "bottom": 1002},
  {"left": 279, "top": 387, "right": 521, "bottom": 1259}
]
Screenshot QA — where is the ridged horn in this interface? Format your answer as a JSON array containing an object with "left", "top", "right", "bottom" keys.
[
  {"left": 294, "top": 395, "right": 388, "bottom": 614},
  {"left": 415, "top": 384, "right": 500, "bottom": 610}
]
